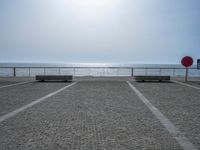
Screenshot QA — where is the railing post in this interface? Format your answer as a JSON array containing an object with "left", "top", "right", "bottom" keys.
[
  {"left": 145, "top": 68, "right": 148, "bottom": 75},
  {"left": 173, "top": 68, "right": 175, "bottom": 77},
  {"left": 44, "top": 68, "right": 46, "bottom": 75},
  {"left": 13, "top": 67, "right": 16, "bottom": 77},
  {"left": 131, "top": 68, "right": 134, "bottom": 77},
  {"left": 29, "top": 67, "right": 31, "bottom": 77},
  {"left": 74, "top": 68, "right": 76, "bottom": 76},
  {"left": 159, "top": 68, "right": 162, "bottom": 76},
  {"left": 59, "top": 68, "right": 61, "bottom": 75}
]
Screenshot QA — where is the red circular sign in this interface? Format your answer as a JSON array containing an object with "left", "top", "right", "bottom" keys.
[{"left": 181, "top": 56, "right": 193, "bottom": 67}]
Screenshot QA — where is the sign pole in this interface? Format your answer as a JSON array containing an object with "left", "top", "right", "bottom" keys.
[{"left": 185, "top": 67, "right": 188, "bottom": 82}]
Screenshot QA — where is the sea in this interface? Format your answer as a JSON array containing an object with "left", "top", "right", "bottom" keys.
[{"left": 0, "top": 63, "right": 199, "bottom": 77}]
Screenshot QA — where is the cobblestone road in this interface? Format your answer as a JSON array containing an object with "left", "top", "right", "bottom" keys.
[{"left": 0, "top": 80, "right": 186, "bottom": 150}]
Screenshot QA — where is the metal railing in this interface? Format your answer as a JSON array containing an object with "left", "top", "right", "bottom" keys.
[{"left": 0, "top": 67, "right": 199, "bottom": 77}]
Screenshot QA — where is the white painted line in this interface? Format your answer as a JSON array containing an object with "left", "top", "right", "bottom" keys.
[
  {"left": 172, "top": 80, "right": 200, "bottom": 90},
  {"left": 0, "top": 82, "right": 77, "bottom": 123},
  {"left": 127, "top": 81, "right": 197, "bottom": 150},
  {"left": 0, "top": 81, "right": 32, "bottom": 89}
]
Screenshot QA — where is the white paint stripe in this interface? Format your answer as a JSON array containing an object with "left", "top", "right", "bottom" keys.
[
  {"left": 0, "top": 82, "right": 77, "bottom": 123},
  {"left": 0, "top": 81, "right": 32, "bottom": 89},
  {"left": 172, "top": 80, "right": 200, "bottom": 90},
  {"left": 127, "top": 81, "right": 197, "bottom": 150}
]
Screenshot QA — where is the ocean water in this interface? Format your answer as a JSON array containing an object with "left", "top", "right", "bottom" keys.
[{"left": 0, "top": 63, "right": 199, "bottom": 77}]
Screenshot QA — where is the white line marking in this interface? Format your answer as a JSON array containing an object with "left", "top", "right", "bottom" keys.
[
  {"left": 0, "top": 82, "right": 77, "bottom": 123},
  {"left": 127, "top": 81, "right": 197, "bottom": 150},
  {"left": 0, "top": 81, "right": 32, "bottom": 89},
  {"left": 172, "top": 80, "right": 200, "bottom": 90}
]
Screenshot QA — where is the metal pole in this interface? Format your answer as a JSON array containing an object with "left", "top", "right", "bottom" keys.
[
  {"left": 14, "top": 67, "right": 16, "bottom": 77},
  {"left": 185, "top": 67, "right": 188, "bottom": 82},
  {"left": 159, "top": 68, "right": 162, "bottom": 76},
  {"left": 131, "top": 68, "right": 134, "bottom": 77},
  {"left": 59, "top": 68, "right": 61, "bottom": 75},
  {"left": 28, "top": 68, "right": 30, "bottom": 77},
  {"left": 74, "top": 68, "right": 76, "bottom": 76},
  {"left": 173, "top": 68, "right": 175, "bottom": 77},
  {"left": 145, "top": 68, "right": 148, "bottom": 75}
]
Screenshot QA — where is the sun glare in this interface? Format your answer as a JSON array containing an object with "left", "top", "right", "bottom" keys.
[
  {"left": 71, "top": 0, "right": 119, "bottom": 12},
  {"left": 66, "top": 0, "right": 119, "bottom": 20},
  {"left": 73, "top": 0, "right": 114, "bottom": 9}
]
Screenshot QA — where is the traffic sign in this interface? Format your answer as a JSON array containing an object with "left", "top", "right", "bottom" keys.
[
  {"left": 181, "top": 56, "right": 193, "bottom": 82},
  {"left": 181, "top": 56, "right": 193, "bottom": 67}
]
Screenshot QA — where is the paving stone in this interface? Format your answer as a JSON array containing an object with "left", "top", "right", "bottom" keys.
[{"left": 0, "top": 80, "right": 185, "bottom": 149}]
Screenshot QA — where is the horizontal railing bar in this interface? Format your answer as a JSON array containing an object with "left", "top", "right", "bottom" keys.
[{"left": 0, "top": 67, "right": 198, "bottom": 69}]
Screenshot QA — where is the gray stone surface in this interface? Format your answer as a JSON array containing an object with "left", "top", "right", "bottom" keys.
[
  {"left": 133, "top": 81, "right": 200, "bottom": 149},
  {"left": 172, "top": 77, "right": 200, "bottom": 88},
  {"left": 180, "top": 81, "right": 200, "bottom": 88},
  {"left": 0, "top": 81, "right": 71, "bottom": 116},
  {"left": 0, "top": 80, "right": 182, "bottom": 150},
  {"left": 0, "top": 81, "right": 21, "bottom": 87},
  {"left": 0, "top": 77, "right": 33, "bottom": 86},
  {"left": 0, "top": 77, "right": 34, "bottom": 82}
]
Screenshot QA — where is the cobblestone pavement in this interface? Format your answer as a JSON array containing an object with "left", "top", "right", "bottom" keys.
[
  {"left": 0, "top": 81, "right": 21, "bottom": 87},
  {"left": 0, "top": 78, "right": 32, "bottom": 87},
  {"left": 172, "top": 77, "right": 200, "bottom": 88},
  {"left": 0, "top": 77, "right": 34, "bottom": 83},
  {"left": 0, "top": 81, "right": 72, "bottom": 116},
  {"left": 0, "top": 80, "right": 184, "bottom": 150},
  {"left": 178, "top": 80, "right": 200, "bottom": 88},
  {"left": 133, "top": 81, "right": 200, "bottom": 149}
]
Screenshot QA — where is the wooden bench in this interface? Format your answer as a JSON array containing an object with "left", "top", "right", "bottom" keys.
[
  {"left": 134, "top": 75, "right": 170, "bottom": 82},
  {"left": 35, "top": 75, "right": 73, "bottom": 82}
]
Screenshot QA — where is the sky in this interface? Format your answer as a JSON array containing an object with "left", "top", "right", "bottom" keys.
[{"left": 0, "top": 0, "right": 200, "bottom": 64}]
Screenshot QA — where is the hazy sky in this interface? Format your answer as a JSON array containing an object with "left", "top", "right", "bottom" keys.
[{"left": 0, "top": 0, "right": 199, "bottom": 64}]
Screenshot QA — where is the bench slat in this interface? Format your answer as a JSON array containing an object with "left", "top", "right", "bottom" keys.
[
  {"left": 134, "top": 76, "right": 170, "bottom": 81},
  {"left": 35, "top": 75, "right": 73, "bottom": 81}
]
